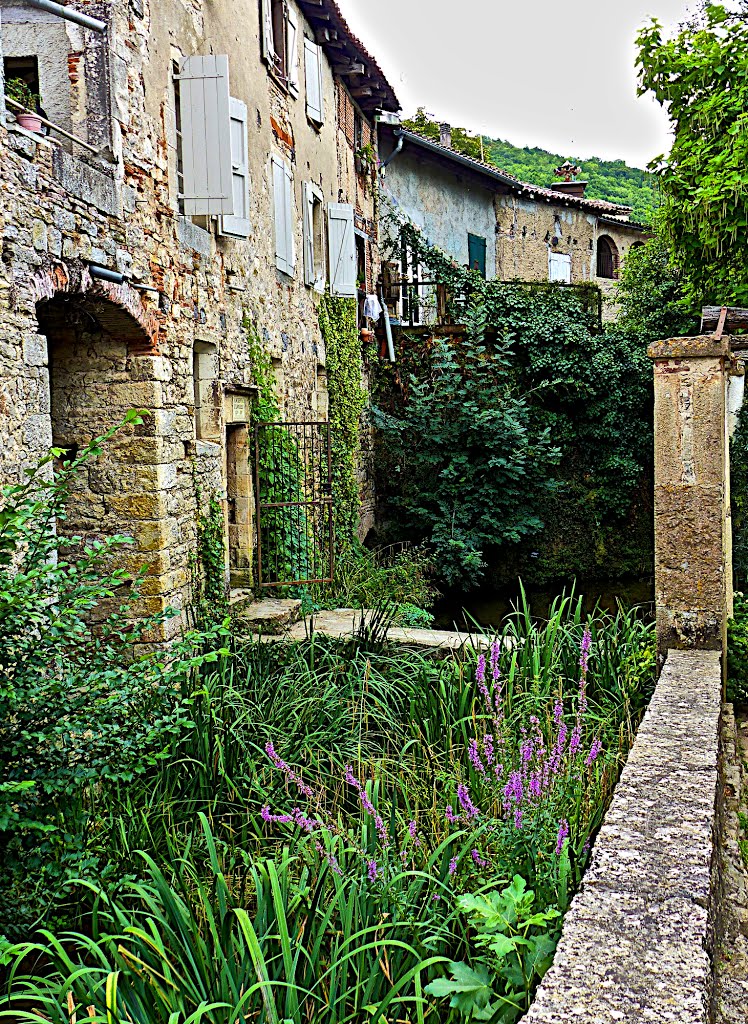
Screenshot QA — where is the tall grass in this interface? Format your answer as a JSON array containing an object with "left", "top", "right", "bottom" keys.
[{"left": 0, "top": 594, "right": 654, "bottom": 1022}]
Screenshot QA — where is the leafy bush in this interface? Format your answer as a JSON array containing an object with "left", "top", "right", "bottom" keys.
[
  {"left": 727, "top": 592, "right": 748, "bottom": 707},
  {"left": 308, "top": 541, "right": 437, "bottom": 612},
  {"left": 0, "top": 419, "right": 229, "bottom": 938}
]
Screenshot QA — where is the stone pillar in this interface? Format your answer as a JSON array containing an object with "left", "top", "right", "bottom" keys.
[{"left": 648, "top": 335, "right": 733, "bottom": 660}]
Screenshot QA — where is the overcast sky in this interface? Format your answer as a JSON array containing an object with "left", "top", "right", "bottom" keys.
[{"left": 335, "top": 0, "right": 701, "bottom": 169}]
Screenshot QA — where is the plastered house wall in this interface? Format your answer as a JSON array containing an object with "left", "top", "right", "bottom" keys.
[{"left": 0, "top": 0, "right": 391, "bottom": 634}]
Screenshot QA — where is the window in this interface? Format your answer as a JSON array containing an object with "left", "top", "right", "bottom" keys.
[
  {"left": 261, "top": 0, "right": 299, "bottom": 92},
  {"left": 596, "top": 236, "right": 619, "bottom": 279},
  {"left": 327, "top": 203, "right": 356, "bottom": 296},
  {"left": 304, "top": 38, "right": 324, "bottom": 124},
  {"left": 193, "top": 341, "right": 221, "bottom": 441},
  {"left": 549, "top": 251, "right": 571, "bottom": 283},
  {"left": 468, "top": 233, "right": 487, "bottom": 278},
  {"left": 173, "top": 55, "right": 235, "bottom": 217},
  {"left": 273, "top": 156, "right": 295, "bottom": 275},
  {"left": 303, "top": 182, "right": 325, "bottom": 290}
]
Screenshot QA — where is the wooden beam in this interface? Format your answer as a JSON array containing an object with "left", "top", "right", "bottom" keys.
[
  {"left": 702, "top": 306, "right": 748, "bottom": 334},
  {"left": 351, "top": 86, "right": 373, "bottom": 98},
  {"left": 333, "top": 62, "right": 365, "bottom": 75}
]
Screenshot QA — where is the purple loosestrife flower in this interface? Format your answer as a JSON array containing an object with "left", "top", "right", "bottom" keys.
[
  {"left": 315, "top": 841, "right": 343, "bottom": 876},
  {"left": 503, "top": 771, "right": 524, "bottom": 808},
  {"left": 471, "top": 849, "right": 488, "bottom": 868},
  {"left": 476, "top": 653, "right": 487, "bottom": 686},
  {"left": 265, "top": 741, "right": 315, "bottom": 799},
  {"left": 553, "top": 699, "right": 564, "bottom": 726},
  {"left": 448, "top": 856, "right": 458, "bottom": 876},
  {"left": 457, "top": 783, "right": 479, "bottom": 819},
  {"left": 579, "top": 628, "right": 592, "bottom": 675},
  {"left": 260, "top": 806, "right": 293, "bottom": 825},
  {"left": 483, "top": 733, "right": 495, "bottom": 767},
  {"left": 344, "top": 766, "right": 389, "bottom": 848},
  {"left": 529, "top": 772, "right": 542, "bottom": 800},
  {"left": 520, "top": 739, "right": 534, "bottom": 764},
  {"left": 445, "top": 805, "right": 458, "bottom": 824},
  {"left": 556, "top": 819, "right": 570, "bottom": 855},
  {"left": 408, "top": 820, "right": 422, "bottom": 846},
  {"left": 494, "top": 761, "right": 504, "bottom": 781},
  {"left": 367, "top": 860, "right": 379, "bottom": 882},
  {"left": 514, "top": 808, "right": 523, "bottom": 829},
  {"left": 490, "top": 639, "right": 501, "bottom": 682},
  {"left": 585, "top": 737, "right": 603, "bottom": 766},
  {"left": 469, "top": 738, "right": 486, "bottom": 775},
  {"left": 569, "top": 724, "right": 582, "bottom": 757}
]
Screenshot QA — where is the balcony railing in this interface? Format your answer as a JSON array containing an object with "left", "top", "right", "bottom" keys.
[{"left": 5, "top": 97, "right": 104, "bottom": 159}]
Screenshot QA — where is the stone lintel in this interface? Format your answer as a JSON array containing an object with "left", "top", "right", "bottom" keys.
[{"left": 525, "top": 650, "right": 722, "bottom": 1024}]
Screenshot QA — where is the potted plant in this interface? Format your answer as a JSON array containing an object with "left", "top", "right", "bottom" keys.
[{"left": 6, "top": 78, "right": 43, "bottom": 133}]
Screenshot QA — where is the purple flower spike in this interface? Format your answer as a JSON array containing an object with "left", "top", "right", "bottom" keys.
[
  {"left": 457, "top": 783, "right": 479, "bottom": 819},
  {"left": 569, "top": 724, "right": 582, "bottom": 757},
  {"left": 471, "top": 849, "right": 488, "bottom": 868},
  {"left": 514, "top": 808, "right": 523, "bottom": 829},
  {"left": 483, "top": 733, "right": 495, "bottom": 767},
  {"left": 553, "top": 699, "right": 564, "bottom": 726},
  {"left": 585, "top": 737, "right": 603, "bottom": 766},
  {"left": 579, "top": 628, "right": 592, "bottom": 674},
  {"left": 408, "top": 819, "right": 422, "bottom": 846},
  {"left": 556, "top": 818, "right": 570, "bottom": 855},
  {"left": 265, "top": 741, "right": 315, "bottom": 799},
  {"left": 503, "top": 771, "right": 524, "bottom": 808},
  {"left": 345, "top": 765, "right": 389, "bottom": 848},
  {"left": 469, "top": 738, "right": 486, "bottom": 775},
  {"left": 367, "top": 859, "right": 379, "bottom": 882},
  {"left": 448, "top": 856, "right": 458, "bottom": 876},
  {"left": 476, "top": 654, "right": 487, "bottom": 686},
  {"left": 445, "top": 805, "right": 458, "bottom": 824},
  {"left": 490, "top": 640, "right": 501, "bottom": 682}
]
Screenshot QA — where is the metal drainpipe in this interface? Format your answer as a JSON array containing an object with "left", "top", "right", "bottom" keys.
[
  {"left": 379, "top": 133, "right": 404, "bottom": 176},
  {"left": 23, "top": 0, "right": 107, "bottom": 32}
]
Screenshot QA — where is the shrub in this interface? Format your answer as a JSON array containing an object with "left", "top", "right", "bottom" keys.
[{"left": 727, "top": 592, "right": 748, "bottom": 707}]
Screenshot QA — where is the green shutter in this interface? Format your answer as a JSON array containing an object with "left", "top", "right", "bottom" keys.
[{"left": 468, "top": 233, "right": 487, "bottom": 278}]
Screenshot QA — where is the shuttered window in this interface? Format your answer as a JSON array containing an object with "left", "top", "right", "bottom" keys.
[
  {"left": 303, "top": 182, "right": 325, "bottom": 291},
  {"left": 328, "top": 203, "right": 356, "bottom": 297},
  {"left": 273, "top": 157, "right": 295, "bottom": 276},
  {"left": 260, "top": 0, "right": 275, "bottom": 65},
  {"left": 220, "top": 98, "right": 250, "bottom": 237},
  {"left": 467, "top": 233, "right": 487, "bottom": 279},
  {"left": 286, "top": 8, "right": 300, "bottom": 96},
  {"left": 304, "top": 38, "right": 324, "bottom": 124},
  {"left": 596, "top": 236, "right": 618, "bottom": 279},
  {"left": 548, "top": 251, "right": 572, "bottom": 283},
  {"left": 176, "top": 55, "right": 234, "bottom": 216}
]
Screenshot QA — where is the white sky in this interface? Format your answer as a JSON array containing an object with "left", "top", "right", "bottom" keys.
[{"left": 335, "top": 0, "right": 701, "bottom": 169}]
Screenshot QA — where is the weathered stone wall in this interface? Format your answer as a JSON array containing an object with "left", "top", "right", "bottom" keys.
[
  {"left": 0, "top": 0, "right": 383, "bottom": 626},
  {"left": 525, "top": 649, "right": 723, "bottom": 1024}
]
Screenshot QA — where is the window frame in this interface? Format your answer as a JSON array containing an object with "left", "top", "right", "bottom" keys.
[{"left": 303, "top": 181, "right": 326, "bottom": 291}]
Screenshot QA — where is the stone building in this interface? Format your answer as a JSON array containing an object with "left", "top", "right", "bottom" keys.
[
  {"left": 378, "top": 124, "right": 649, "bottom": 318},
  {"left": 0, "top": 0, "right": 398, "bottom": 636}
]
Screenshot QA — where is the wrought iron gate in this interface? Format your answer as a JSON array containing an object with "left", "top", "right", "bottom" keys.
[{"left": 254, "top": 420, "right": 334, "bottom": 587}]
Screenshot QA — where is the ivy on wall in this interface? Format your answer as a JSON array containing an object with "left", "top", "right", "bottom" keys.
[
  {"left": 190, "top": 483, "right": 228, "bottom": 624},
  {"left": 318, "top": 295, "right": 366, "bottom": 554}
]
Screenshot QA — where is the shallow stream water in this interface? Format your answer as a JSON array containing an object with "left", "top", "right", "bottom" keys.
[{"left": 432, "top": 576, "right": 655, "bottom": 631}]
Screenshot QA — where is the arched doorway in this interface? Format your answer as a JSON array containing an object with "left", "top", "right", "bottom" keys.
[
  {"left": 36, "top": 288, "right": 180, "bottom": 637},
  {"left": 596, "top": 235, "right": 620, "bottom": 280}
]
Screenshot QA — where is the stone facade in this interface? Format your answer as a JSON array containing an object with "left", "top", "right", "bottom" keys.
[
  {"left": 0, "top": 0, "right": 398, "bottom": 635},
  {"left": 379, "top": 127, "right": 648, "bottom": 318}
]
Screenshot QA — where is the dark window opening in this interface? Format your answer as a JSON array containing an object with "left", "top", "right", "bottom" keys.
[
  {"left": 354, "top": 110, "right": 363, "bottom": 152},
  {"left": 4, "top": 55, "right": 40, "bottom": 102},
  {"left": 173, "top": 61, "right": 185, "bottom": 214},
  {"left": 597, "top": 235, "right": 619, "bottom": 279},
  {"left": 271, "top": 0, "right": 287, "bottom": 81},
  {"left": 468, "top": 233, "right": 487, "bottom": 279}
]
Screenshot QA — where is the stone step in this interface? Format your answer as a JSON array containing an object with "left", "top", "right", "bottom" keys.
[{"left": 233, "top": 596, "right": 302, "bottom": 633}]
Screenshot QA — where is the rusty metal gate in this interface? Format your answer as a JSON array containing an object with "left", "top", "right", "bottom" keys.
[{"left": 254, "top": 420, "right": 334, "bottom": 587}]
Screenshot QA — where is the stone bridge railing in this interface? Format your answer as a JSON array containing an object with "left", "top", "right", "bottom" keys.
[{"left": 525, "top": 307, "right": 748, "bottom": 1023}]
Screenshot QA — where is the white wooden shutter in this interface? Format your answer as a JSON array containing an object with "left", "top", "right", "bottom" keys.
[
  {"left": 220, "top": 98, "right": 250, "bottom": 237},
  {"left": 304, "top": 38, "right": 324, "bottom": 124},
  {"left": 260, "top": 0, "right": 275, "bottom": 63},
  {"left": 178, "top": 55, "right": 234, "bottom": 216},
  {"left": 273, "top": 158, "right": 295, "bottom": 275},
  {"left": 328, "top": 203, "right": 356, "bottom": 297},
  {"left": 303, "top": 182, "right": 325, "bottom": 290},
  {"left": 548, "top": 252, "right": 571, "bottom": 283},
  {"left": 286, "top": 9, "right": 300, "bottom": 97}
]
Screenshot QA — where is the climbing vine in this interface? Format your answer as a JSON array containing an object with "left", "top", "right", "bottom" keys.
[
  {"left": 318, "top": 295, "right": 366, "bottom": 554},
  {"left": 190, "top": 483, "right": 228, "bottom": 624}
]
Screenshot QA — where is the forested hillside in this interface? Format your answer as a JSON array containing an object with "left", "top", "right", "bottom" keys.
[{"left": 402, "top": 109, "right": 657, "bottom": 225}]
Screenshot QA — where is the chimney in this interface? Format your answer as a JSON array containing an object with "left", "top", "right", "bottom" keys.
[
  {"left": 439, "top": 122, "right": 452, "bottom": 149},
  {"left": 551, "top": 180, "right": 589, "bottom": 199}
]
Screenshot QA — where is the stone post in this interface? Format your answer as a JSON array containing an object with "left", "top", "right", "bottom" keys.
[{"left": 648, "top": 335, "right": 733, "bottom": 661}]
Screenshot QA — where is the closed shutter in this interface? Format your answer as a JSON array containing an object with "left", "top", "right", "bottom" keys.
[
  {"left": 260, "top": 0, "right": 275, "bottom": 63},
  {"left": 177, "top": 55, "right": 234, "bottom": 216},
  {"left": 548, "top": 252, "right": 571, "bottom": 283},
  {"left": 304, "top": 38, "right": 324, "bottom": 124},
  {"left": 220, "top": 98, "right": 250, "bottom": 237},
  {"left": 286, "top": 8, "right": 300, "bottom": 96},
  {"left": 328, "top": 202, "right": 356, "bottom": 297},
  {"left": 273, "top": 157, "right": 295, "bottom": 275},
  {"left": 467, "top": 233, "right": 487, "bottom": 278}
]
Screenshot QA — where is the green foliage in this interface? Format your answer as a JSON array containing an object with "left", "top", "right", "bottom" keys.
[
  {"left": 5, "top": 77, "right": 41, "bottom": 111},
  {"left": 613, "top": 233, "right": 699, "bottom": 342},
  {"left": 727, "top": 592, "right": 748, "bottom": 707},
  {"left": 191, "top": 485, "right": 229, "bottom": 623},
  {"left": 0, "top": 594, "right": 654, "bottom": 1021},
  {"left": 318, "top": 295, "right": 367, "bottom": 553},
  {"left": 636, "top": 4, "right": 748, "bottom": 305},
  {"left": 731, "top": 405, "right": 748, "bottom": 592},
  {"left": 426, "top": 876, "right": 561, "bottom": 1021},
  {"left": 0, "top": 421, "right": 229, "bottom": 939},
  {"left": 402, "top": 107, "right": 657, "bottom": 225},
  {"left": 309, "top": 542, "right": 437, "bottom": 612},
  {"left": 375, "top": 297, "right": 561, "bottom": 588}
]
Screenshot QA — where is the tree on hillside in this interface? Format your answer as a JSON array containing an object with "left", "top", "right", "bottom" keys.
[{"left": 637, "top": 3, "right": 748, "bottom": 305}]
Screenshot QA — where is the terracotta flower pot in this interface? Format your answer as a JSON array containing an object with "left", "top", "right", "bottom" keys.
[
  {"left": 360, "top": 329, "right": 375, "bottom": 343},
  {"left": 16, "top": 112, "right": 43, "bottom": 133}
]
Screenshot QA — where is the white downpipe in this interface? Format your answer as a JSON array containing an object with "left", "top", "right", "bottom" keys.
[{"left": 23, "top": 0, "right": 107, "bottom": 32}]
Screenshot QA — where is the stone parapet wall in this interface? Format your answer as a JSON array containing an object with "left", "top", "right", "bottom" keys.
[{"left": 526, "top": 649, "right": 723, "bottom": 1024}]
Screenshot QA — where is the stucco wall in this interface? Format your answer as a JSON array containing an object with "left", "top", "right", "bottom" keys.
[{"left": 383, "top": 146, "right": 498, "bottom": 279}]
